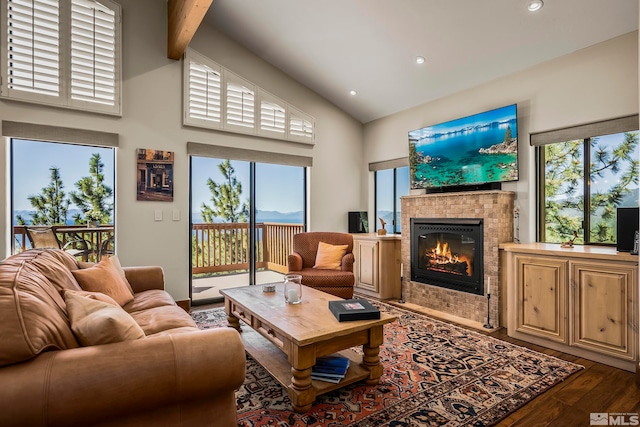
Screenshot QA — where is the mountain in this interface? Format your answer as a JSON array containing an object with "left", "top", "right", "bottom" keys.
[
  {"left": 191, "top": 210, "right": 304, "bottom": 224},
  {"left": 15, "top": 209, "right": 304, "bottom": 225},
  {"left": 12, "top": 209, "right": 85, "bottom": 225}
]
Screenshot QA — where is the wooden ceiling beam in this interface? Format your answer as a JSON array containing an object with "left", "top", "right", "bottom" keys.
[{"left": 167, "top": 0, "right": 213, "bottom": 60}]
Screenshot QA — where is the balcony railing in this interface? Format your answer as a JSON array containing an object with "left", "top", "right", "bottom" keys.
[
  {"left": 14, "top": 222, "right": 304, "bottom": 274},
  {"left": 191, "top": 222, "right": 304, "bottom": 275},
  {"left": 13, "top": 224, "right": 115, "bottom": 262}
]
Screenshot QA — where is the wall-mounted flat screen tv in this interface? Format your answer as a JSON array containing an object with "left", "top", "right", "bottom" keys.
[{"left": 408, "top": 104, "right": 518, "bottom": 190}]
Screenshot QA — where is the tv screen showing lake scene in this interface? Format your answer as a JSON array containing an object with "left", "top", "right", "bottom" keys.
[{"left": 408, "top": 104, "right": 518, "bottom": 189}]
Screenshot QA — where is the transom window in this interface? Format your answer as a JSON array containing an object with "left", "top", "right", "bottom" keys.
[{"left": 183, "top": 48, "right": 315, "bottom": 144}]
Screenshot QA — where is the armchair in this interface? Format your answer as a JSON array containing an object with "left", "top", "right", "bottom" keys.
[{"left": 287, "top": 232, "right": 355, "bottom": 299}]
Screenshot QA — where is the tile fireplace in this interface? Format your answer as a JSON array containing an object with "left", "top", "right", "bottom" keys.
[{"left": 401, "top": 190, "right": 514, "bottom": 326}]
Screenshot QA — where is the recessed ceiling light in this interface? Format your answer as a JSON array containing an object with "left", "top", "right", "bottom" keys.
[
  {"left": 416, "top": 56, "right": 425, "bottom": 65},
  {"left": 349, "top": 90, "right": 357, "bottom": 96},
  {"left": 527, "top": 0, "right": 543, "bottom": 12}
]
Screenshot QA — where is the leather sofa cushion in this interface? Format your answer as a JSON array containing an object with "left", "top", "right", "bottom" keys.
[
  {"left": 65, "top": 290, "right": 145, "bottom": 346},
  {"left": 123, "top": 289, "right": 178, "bottom": 313},
  {"left": 130, "top": 306, "right": 198, "bottom": 336},
  {"left": 0, "top": 250, "right": 80, "bottom": 367}
]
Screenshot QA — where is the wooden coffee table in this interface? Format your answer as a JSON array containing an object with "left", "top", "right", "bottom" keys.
[{"left": 220, "top": 284, "right": 396, "bottom": 413}]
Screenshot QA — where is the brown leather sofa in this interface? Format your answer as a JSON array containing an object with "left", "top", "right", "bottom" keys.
[
  {"left": 287, "top": 232, "right": 355, "bottom": 299},
  {"left": 0, "top": 249, "right": 246, "bottom": 427}
]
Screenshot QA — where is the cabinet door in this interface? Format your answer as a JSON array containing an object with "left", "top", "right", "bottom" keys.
[
  {"left": 515, "top": 255, "right": 568, "bottom": 343},
  {"left": 571, "top": 261, "right": 637, "bottom": 361},
  {"left": 355, "top": 240, "right": 379, "bottom": 292}
]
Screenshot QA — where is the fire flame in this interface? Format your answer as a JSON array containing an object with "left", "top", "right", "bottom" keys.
[{"left": 427, "top": 240, "right": 473, "bottom": 276}]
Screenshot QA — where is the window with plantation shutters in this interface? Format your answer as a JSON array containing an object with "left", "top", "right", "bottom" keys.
[
  {"left": 70, "top": 0, "right": 117, "bottom": 106},
  {"left": 261, "top": 102, "right": 285, "bottom": 133},
  {"left": 5, "top": 0, "right": 60, "bottom": 98},
  {"left": 184, "top": 49, "right": 221, "bottom": 128},
  {"left": 225, "top": 73, "right": 255, "bottom": 131},
  {"left": 1, "top": 0, "right": 121, "bottom": 115},
  {"left": 258, "top": 91, "right": 285, "bottom": 137},
  {"left": 183, "top": 48, "right": 315, "bottom": 145},
  {"left": 289, "top": 107, "right": 314, "bottom": 143}
]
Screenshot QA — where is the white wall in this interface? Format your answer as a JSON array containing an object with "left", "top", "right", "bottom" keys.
[
  {"left": 363, "top": 31, "right": 639, "bottom": 243},
  {"left": 0, "top": 0, "right": 364, "bottom": 301}
]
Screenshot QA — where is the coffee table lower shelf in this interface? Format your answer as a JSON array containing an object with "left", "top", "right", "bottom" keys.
[{"left": 240, "top": 326, "right": 372, "bottom": 399}]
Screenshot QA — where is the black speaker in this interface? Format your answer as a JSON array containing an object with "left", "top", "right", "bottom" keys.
[
  {"left": 616, "top": 207, "right": 639, "bottom": 252},
  {"left": 348, "top": 211, "right": 369, "bottom": 233}
]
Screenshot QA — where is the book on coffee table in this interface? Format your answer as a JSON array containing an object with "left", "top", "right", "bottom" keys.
[
  {"left": 311, "top": 355, "right": 350, "bottom": 383},
  {"left": 328, "top": 299, "right": 380, "bottom": 322}
]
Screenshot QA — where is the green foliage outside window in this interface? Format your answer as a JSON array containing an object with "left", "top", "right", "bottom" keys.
[
  {"left": 16, "top": 154, "right": 113, "bottom": 226},
  {"left": 542, "top": 132, "right": 639, "bottom": 245}
]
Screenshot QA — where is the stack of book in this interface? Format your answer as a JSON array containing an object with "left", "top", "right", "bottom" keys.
[{"left": 310, "top": 355, "right": 350, "bottom": 383}]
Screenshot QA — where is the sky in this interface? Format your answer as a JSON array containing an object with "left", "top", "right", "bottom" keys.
[
  {"left": 190, "top": 157, "right": 305, "bottom": 214},
  {"left": 409, "top": 104, "right": 517, "bottom": 140},
  {"left": 376, "top": 167, "right": 409, "bottom": 212},
  {"left": 12, "top": 139, "right": 115, "bottom": 211},
  {"left": 13, "top": 141, "right": 305, "bottom": 216}
]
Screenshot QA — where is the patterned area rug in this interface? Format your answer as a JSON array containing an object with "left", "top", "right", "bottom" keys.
[{"left": 192, "top": 301, "right": 582, "bottom": 426}]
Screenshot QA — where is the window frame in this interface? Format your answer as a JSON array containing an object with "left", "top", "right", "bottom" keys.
[
  {"left": 374, "top": 166, "right": 408, "bottom": 235},
  {"left": 536, "top": 125, "right": 639, "bottom": 246},
  {"left": 0, "top": 0, "right": 122, "bottom": 115}
]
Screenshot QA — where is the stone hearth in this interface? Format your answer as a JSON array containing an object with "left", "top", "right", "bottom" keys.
[{"left": 400, "top": 190, "right": 514, "bottom": 327}]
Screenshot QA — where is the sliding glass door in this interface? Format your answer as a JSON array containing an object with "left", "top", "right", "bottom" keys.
[
  {"left": 255, "top": 163, "right": 305, "bottom": 285},
  {"left": 190, "top": 156, "right": 306, "bottom": 303}
]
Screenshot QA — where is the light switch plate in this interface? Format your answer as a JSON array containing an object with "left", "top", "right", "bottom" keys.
[
  {"left": 172, "top": 209, "right": 180, "bottom": 221},
  {"left": 154, "top": 209, "right": 162, "bottom": 221}
]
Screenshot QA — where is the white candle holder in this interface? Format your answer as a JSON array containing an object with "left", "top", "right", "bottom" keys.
[{"left": 284, "top": 274, "right": 302, "bottom": 304}]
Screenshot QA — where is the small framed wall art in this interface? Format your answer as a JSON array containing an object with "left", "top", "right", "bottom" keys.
[{"left": 136, "top": 148, "right": 174, "bottom": 202}]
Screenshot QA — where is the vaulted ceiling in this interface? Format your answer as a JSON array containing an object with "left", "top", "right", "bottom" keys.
[{"left": 177, "top": 0, "right": 639, "bottom": 124}]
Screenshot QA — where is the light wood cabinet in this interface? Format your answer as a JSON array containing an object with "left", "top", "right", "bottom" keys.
[
  {"left": 514, "top": 255, "right": 568, "bottom": 343},
  {"left": 571, "top": 261, "right": 637, "bottom": 361},
  {"left": 352, "top": 234, "right": 401, "bottom": 300},
  {"left": 501, "top": 243, "right": 638, "bottom": 371}
]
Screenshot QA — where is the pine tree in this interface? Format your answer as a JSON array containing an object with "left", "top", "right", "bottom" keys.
[
  {"left": 201, "top": 160, "right": 249, "bottom": 223},
  {"left": 200, "top": 160, "right": 249, "bottom": 267},
  {"left": 504, "top": 125, "right": 512, "bottom": 143},
  {"left": 544, "top": 132, "right": 638, "bottom": 243},
  {"left": 26, "top": 167, "right": 70, "bottom": 225},
  {"left": 69, "top": 153, "right": 113, "bottom": 224}
]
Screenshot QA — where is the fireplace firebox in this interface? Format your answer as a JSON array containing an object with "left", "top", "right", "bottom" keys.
[{"left": 410, "top": 218, "right": 484, "bottom": 295}]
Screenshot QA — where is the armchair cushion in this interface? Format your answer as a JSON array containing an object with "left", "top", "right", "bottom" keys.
[
  {"left": 288, "top": 232, "right": 355, "bottom": 298},
  {"left": 313, "top": 241, "right": 348, "bottom": 270},
  {"left": 64, "top": 290, "right": 145, "bottom": 346},
  {"left": 71, "top": 257, "right": 135, "bottom": 306}
]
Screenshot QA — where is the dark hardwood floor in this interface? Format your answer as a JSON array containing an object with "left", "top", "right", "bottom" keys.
[
  {"left": 488, "top": 327, "right": 640, "bottom": 427},
  {"left": 193, "top": 301, "right": 640, "bottom": 427}
]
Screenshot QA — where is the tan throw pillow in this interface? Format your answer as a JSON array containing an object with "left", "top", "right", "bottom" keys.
[
  {"left": 71, "top": 257, "right": 135, "bottom": 306},
  {"left": 64, "top": 289, "right": 119, "bottom": 306},
  {"left": 106, "top": 255, "right": 135, "bottom": 295},
  {"left": 313, "top": 241, "right": 348, "bottom": 270},
  {"left": 64, "top": 290, "right": 145, "bottom": 346}
]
